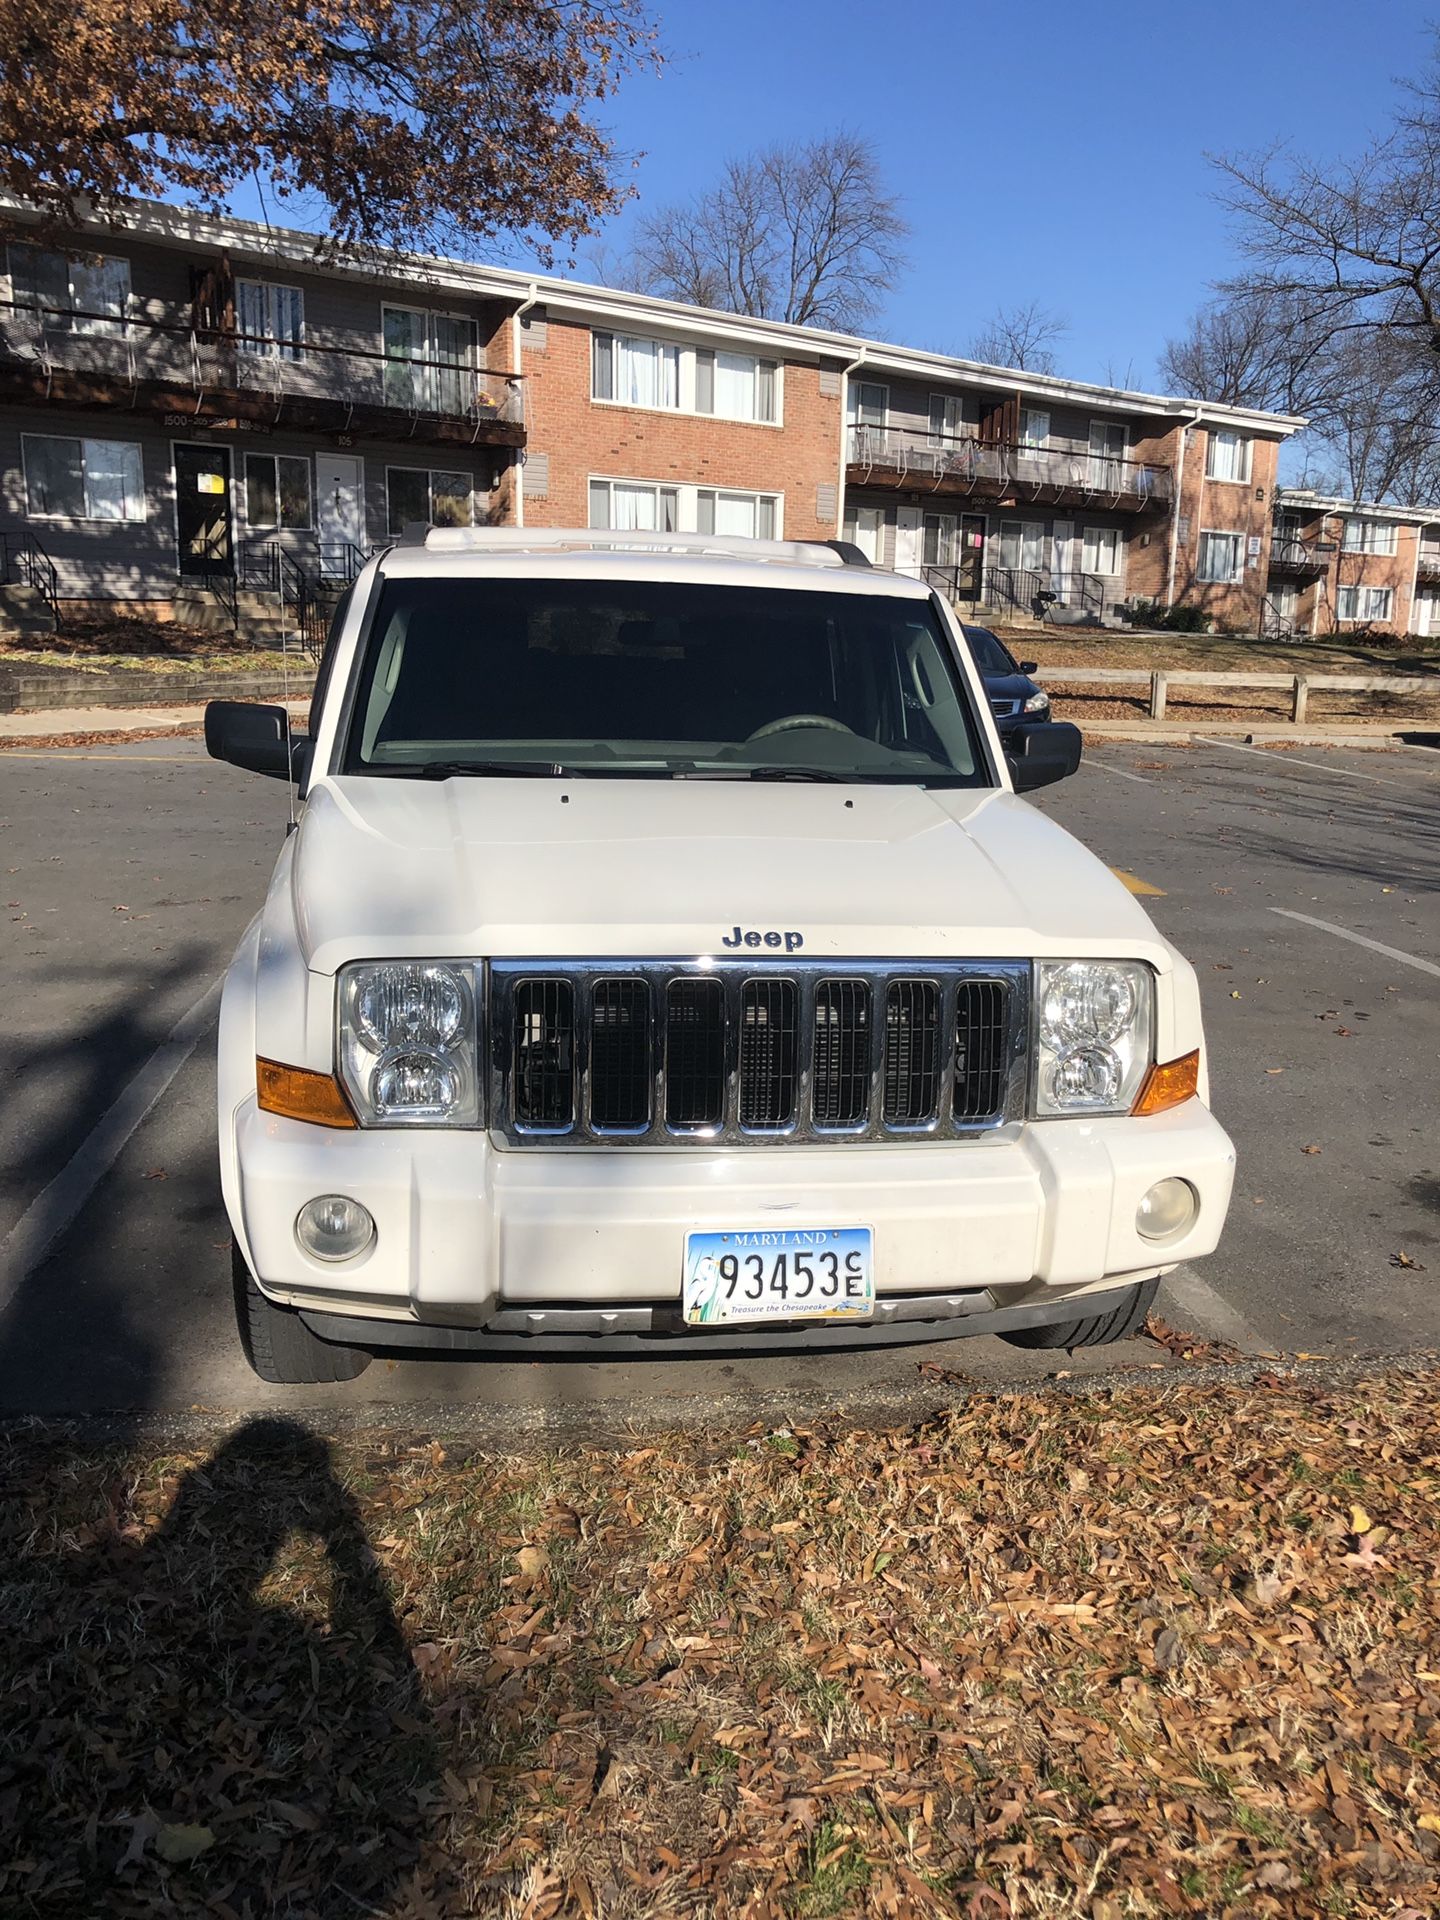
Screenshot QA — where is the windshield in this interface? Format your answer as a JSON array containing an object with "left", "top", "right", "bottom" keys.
[
  {"left": 343, "top": 577, "right": 991, "bottom": 785},
  {"left": 963, "top": 626, "right": 1018, "bottom": 676}
]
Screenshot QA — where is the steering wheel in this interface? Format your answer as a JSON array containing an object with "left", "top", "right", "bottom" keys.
[{"left": 746, "top": 713, "right": 857, "bottom": 742}]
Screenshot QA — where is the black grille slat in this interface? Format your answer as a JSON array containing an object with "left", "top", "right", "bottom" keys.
[
  {"left": 665, "top": 977, "right": 726, "bottom": 1129},
  {"left": 513, "top": 978, "right": 574, "bottom": 1128},
  {"left": 739, "top": 979, "right": 798, "bottom": 1129},
  {"left": 955, "top": 979, "right": 1009, "bottom": 1122},
  {"left": 883, "top": 980, "right": 941, "bottom": 1125},
  {"left": 589, "top": 978, "right": 651, "bottom": 1130},
  {"left": 812, "top": 980, "right": 871, "bottom": 1127}
]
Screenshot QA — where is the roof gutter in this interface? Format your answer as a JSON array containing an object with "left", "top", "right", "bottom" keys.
[
  {"left": 834, "top": 347, "right": 868, "bottom": 541},
  {"left": 509, "top": 281, "right": 540, "bottom": 528}
]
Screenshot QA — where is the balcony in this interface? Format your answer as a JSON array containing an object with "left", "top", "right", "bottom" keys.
[
  {"left": 1416, "top": 544, "right": 1440, "bottom": 582},
  {"left": 0, "top": 301, "right": 525, "bottom": 449},
  {"left": 846, "top": 424, "right": 1173, "bottom": 511},
  {"left": 1268, "top": 535, "right": 1332, "bottom": 576}
]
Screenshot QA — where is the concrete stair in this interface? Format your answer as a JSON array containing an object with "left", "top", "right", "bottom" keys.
[
  {"left": 172, "top": 587, "right": 292, "bottom": 643},
  {"left": 0, "top": 582, "right": 57, "bottom": 639}
]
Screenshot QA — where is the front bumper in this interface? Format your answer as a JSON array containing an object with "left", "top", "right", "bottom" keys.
[{"left": 227, "top": 1098, "right": 1236, "bottom": 1347}]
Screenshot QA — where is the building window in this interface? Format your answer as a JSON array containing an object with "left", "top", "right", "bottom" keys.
[
  {"left": 1337, "top": 584, "right": 1393, "bottom": 621},
  {"left": 236, "top": 280, "right": 304, "bottom": 361},
  {"left": 695, "top": 488, "right": 778, "bottom": 539},
  {"left": 385, "top": 467, "right": 474, "bottom": 535},
  {"left": 23, "top": 433, "right": 144, "bottom": 521},
  {"left": 1341, "top": 516, "right": 1397, "bottom": 556},
  {"left": 1019, "top": 408, "right": 1050, "bottom": 450},
  {"left": 383, "top": 306, "right": 479, "bottom": 414},
  {"left": 695, "top": 349, "right": 778, "bottom": 423},
  {"left": 928, "top": 393, "right": 964, "bottom": 446},
  {"left": 591, "top": 331, "right": 680, "bottom": 410},
  {"left": 922, "top": 511, "right": 958, "bottom": 567},
  {"left": 1197, "top": 530, "right": 1244, "bottom": 583},
  {"left": 588, "top": 479, "right": 680, "bottom": 531},
  {"left": 1082, "top": 526, "right": 1122, "bottom": 575},
  {"left": 245, "top": 454, "right": 312, "bottom": 531},
  {"left": 850, "top": 381, "right": 889, "bottom": 426},
  {"left": 997, "top": 519, "right": 1047, "bottom": 572},
  {"left": 9, "top": 244, "right": 130, "bottom": 335},
  {"left": 1205, "top": 430, "right": 1253, "bottom": 484},
  {"left": 1088, "top": 420, "right": 1126, "bottom": 488}
]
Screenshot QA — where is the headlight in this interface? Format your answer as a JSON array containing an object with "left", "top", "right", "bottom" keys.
[
  {"left": 1022, "top": 690, "right": 1050, "bottom": 714},
  {"left": 1034, "top": 960, "right": 1153, "bottom": 1117},
  {"left": 337, "top": 962, "right": 480, "bottom": 1126}
]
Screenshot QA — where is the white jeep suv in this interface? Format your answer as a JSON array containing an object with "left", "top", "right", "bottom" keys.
[{"left": 206, "top": 529, "right": 1234, "bottom": 1382}]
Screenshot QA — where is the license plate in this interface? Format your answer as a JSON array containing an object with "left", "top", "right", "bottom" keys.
[{"left": 683, "top": 1227, "right": 874, "bottom": 1326}]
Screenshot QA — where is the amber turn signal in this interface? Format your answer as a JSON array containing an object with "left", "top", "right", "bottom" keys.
[
  {"left": 256, "top": 1057, "right": 357, "bottom": 1128},
  {"left": 1131, "top": 1048, "right": 1200, "bottom": 1117}
]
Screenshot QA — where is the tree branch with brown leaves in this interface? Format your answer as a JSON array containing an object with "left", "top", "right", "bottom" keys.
[{"left": 0, "top": 0, "right": 660, "bottom": 260}]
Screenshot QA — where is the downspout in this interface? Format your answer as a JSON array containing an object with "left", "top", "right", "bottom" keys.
[
  {"left": 834, "top": 346, "right": 868, "bottom": 543},
  {"left": 1165, "top": 407, "right": 1204, "bottom": 607},
  {"left": 509, "top": 281, "right": 540, "bottom": 528}
]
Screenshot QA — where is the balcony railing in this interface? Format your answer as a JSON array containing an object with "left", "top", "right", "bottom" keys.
[
  {"left": 1268, "top": 535, "right": 1332, "bottom": 574},
  {"left": 0, "top": 299, "right": 525, "bottom": 441},
  {"left": 1417, "top": 545, "right": 1440, "bottom": 580},
  {"left": 847, "top": 424, "right": 1173, "bottom": 506}
]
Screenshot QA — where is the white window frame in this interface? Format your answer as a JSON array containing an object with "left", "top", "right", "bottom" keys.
[
  {"left": 1197, "top": 529, "right": 1245, "bottom": 584},
  {"left": 849, "top": 380, "right": 889, "bottom": 427},
  {"left": 382, "top": 304, "right": 480, "bottom": 414},
  {"left": 8, "top": 243, "right": 131, "bottom": 335},
  {"left": 588, "top": 476, "right": 681, "bottom": 532},
  {"left": 384, "top": 465, "right": 476, "bottom": 536},
  {"left": 236, "top": 279, "right": 305, "bottom": 361},
  {"left": 589, "top": 475, "right": 783, "bottom": 540},
  {"left": 696, "top": 349, "right": 779, "bottom": 425},
  {"left": 1342, "top": 516, "right": 1397, "bottom": 556},
  {"left": 591, "top": 329, "right": 782, "bottom": 419},
  {"left": 928, "top": 393, "right": 964, "bottom": 447},
  {"left": 694, "top": 486, "right": 780, "bottom": 539},
  {"left": 22, "top": 432, "right": 146, "bottom": 522},
  {"left": 1336, "top": 583, "right": 1394, "bottom": 622},
  {"left": 997, "top": 519, "right": 1047, "bottom": 572},
  {"left": 1019, "top": 407, "right": 1050, "bottom": 450},
  {"left": 1204, "top": 429, "right": 1253, "bottom": 485},
  {"left": 1082, "top": 525, "right": 1122, "bottom": 576},
  {"left": 1087, "top": 419, "right": 1127, "bottom": 487},
  {"left": 243, "top": 452, "right": 313, "bottom": 533}
]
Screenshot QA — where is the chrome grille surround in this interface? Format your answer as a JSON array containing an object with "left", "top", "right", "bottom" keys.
[{"left": 489, "top": 959, "right": 1031, "bottom": 1146}]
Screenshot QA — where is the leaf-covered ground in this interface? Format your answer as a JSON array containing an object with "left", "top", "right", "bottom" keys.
[{"left": 2, "top": 1369, "right": 1438, "bottom": 1919}]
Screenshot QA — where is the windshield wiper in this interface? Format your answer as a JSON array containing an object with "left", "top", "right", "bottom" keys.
[
  {"left": 401, "top": 759, "right": 582, "bottom": 779},
  {"left": 674, "top": 765, "right": 848, "bottom": 783}
]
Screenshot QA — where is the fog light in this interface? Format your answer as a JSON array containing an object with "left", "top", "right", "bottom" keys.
[
  {"left": 1136, "top": 1178, "right": 1198, "bottom": 1241},
  {"left": 295, "top": 1195, "right": 375, "bottom": 1263}
]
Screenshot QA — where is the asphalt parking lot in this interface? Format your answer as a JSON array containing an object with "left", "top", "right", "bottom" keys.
[{"left": 2, "top": 734, "right": 1437, "bottom": 1421}]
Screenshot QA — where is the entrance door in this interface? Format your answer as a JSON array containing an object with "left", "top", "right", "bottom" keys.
[
  {"left": 1051, "top": 518, "right": 1074, "bottom": 595},
  {"left": 894, "top": 505, "right": 924, "bottom": 577},
  {"left": 316, "top": 453, "right": 364, "bottom": 554},
  {"left": 957, "top": 514, "right": 985, "bottom": 599},
  {"left": 174, "top": 444, "right": 233, "bottom": 577}
]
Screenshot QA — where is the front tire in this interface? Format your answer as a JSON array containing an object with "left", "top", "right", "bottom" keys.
[
  {"left": 1000, "top": 1277, "right": 1158, "bottom": 1351},
  {"left": 232, "top": 1241, "right": 371, "bottom": 1383}
]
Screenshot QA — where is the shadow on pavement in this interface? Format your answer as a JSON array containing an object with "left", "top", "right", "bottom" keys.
[{"left": 0, "top": 1417, "right": 454, "bottom": 1917}]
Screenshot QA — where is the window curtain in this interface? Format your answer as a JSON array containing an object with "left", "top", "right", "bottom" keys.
[
  {"left": 715, "top": 352, "right": 756, "bottom": 421},
  {"left": 82, "top": 440, "right": 143, "bottom": 520},
  {"left": 616, "top": 336, "right": 678, "bottom": 409},
  {"left": 383, "top": 308, "right": 426, "bottom": 407}
]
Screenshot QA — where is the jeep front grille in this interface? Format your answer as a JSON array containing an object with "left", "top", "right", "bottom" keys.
[{"left": 489, "top": 960, "right": 1029, "bottom": 1146}]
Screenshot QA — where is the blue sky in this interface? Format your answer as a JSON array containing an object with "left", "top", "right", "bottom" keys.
[
  {"left": 540, "top": 0, "right": 1437, "bottom": 388},
  {"left": 218, "top": 0, "right": 1437, "bottom": 393}
]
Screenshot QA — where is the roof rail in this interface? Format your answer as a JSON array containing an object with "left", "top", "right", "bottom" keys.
[
  {"left": 809, "top": 539, "right": 872, "bottom": 568},
  {"left": 410, "top": 527, "right": 853, "bottom": 567}
]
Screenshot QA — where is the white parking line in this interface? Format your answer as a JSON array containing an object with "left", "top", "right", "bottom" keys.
[
  {"left": 1271, "top": 907, "right": 1440, "bottom": 979},
  {"left": 0, "top": 976, "right": 223, "bottom": 1306},
  {"left": 1207, "top": 739, "right": 1410, "bottom": 789},
  {"left": 1085, "top": 758, "right": 1153, "bottom": 784}
]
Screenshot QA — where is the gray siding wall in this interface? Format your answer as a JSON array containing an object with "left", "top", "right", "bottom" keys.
[
  {"left": 845, "top": 493, "right": 1135, "bottom": 599},
  {"left": 870, "top": 376, "right": 1147, "bottom": 456},
  {"left": 0, "top": 406, "right": 502, "bottom": 597}
]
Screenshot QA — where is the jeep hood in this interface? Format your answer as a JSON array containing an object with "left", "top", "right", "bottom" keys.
[{"left": 279, "top": 777, "right": 1169, "bottom": 974}]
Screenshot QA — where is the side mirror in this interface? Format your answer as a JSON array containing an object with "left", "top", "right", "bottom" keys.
[
  {"left": 205, "top": 700, "right": 306, "bottom": 781},
  {"left": 1018, "top": 660, "right": 1039, "bottom": 675},
  {"left": 1006, "top": 720, "right": 1082, "bottom": 793}
]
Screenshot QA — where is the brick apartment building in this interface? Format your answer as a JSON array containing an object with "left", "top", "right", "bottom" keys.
[
  {"left": 0, "top": 194, "right": 1315, "bottom": 636},
  {"left": 1266, "top": 491, "right": 1440, "bottom": 638}
]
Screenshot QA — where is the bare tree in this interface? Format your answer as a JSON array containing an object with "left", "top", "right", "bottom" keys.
[
  {"left": 966, "top": 301, "right": 1069, "bottom": 374},
  {"left": 628, "top": 132, "right": 908, "bottom": 329}
]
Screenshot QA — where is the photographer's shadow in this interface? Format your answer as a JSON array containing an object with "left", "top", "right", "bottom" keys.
[{"left": 4, "top": 1418, "right": 453, "bottom": 1917}]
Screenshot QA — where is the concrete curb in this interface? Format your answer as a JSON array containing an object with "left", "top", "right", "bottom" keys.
[
  {"left": 0, "top": 696, "right": 311, "bottom": 742},
  {"left": 1080, "top": 721, "right": 1436, "bottom": 750}
]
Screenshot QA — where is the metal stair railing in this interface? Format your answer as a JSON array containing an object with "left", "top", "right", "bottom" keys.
[{"left": 0, "top": 528, "right": 60, "bottom": 617}]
